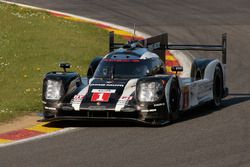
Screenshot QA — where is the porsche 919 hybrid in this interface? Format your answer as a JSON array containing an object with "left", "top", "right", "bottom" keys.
[{"left": 41, "top": 32, "right": 228, "bottom": 125}]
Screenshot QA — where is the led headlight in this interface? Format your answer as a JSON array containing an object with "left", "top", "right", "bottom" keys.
[
  {"left": 45, "top": 80, "right": 62, "bottom": 100},
  {"left": 138, "top": 81, "right": 163, "bottom": 102}
]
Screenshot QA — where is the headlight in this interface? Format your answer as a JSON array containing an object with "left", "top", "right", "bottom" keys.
[
  {"left": 45, "top": 80, "right": 62, "bottom": 100},
  {"left": 137, "top": 81, "right": 163, "bottom": 102}
]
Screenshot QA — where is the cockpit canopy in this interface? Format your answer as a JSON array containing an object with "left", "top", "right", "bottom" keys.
[{"left": 94, "top": 50, "right": 166, "bottom": 79}]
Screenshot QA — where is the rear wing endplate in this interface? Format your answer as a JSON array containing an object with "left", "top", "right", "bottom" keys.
[
  {"left": 109, "top": 31, "right": 227, "bottom": 64},
  {"left": 109, "top": 31, "right": 124, "bottom": 52}
]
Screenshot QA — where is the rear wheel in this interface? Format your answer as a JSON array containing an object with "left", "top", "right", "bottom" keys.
[{"left": 211, "top": 65, "right": 223, "bottom": 107}]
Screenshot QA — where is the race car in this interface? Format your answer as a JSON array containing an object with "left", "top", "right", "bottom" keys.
[{"left": 41, "top": 31, "right": 228, "bottom": 125}]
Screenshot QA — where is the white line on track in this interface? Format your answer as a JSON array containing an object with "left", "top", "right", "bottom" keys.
[{"left": 0, "top": 128, "right": 78, "bottom": 148}]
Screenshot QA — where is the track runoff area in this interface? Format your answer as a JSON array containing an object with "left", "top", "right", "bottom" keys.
[{"left": 0, "top": 1, "right": 181, "bottom": 146}]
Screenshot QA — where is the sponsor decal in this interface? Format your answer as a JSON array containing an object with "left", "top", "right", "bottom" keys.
[
  {"left": 154, "top": 103, "right": 165, "bottom": 107},
  {"left": 91, "top": 92, "right": 111, "bottom": 102},
  {"left": 119, "top": 96, "right": 133, "bottom": 101},
  {"left": 72, "top": 85, "right": 89, "bottom": 110},
  {"left": 91, "top": 89, "right": 116, "bottom": 93},
  {"left": 117, "top": 96, "right": 133, "bottom": 105},
  {"left": 197, "top": 81, "right": 213, "bottom": 100},
  {"left": 141, "top": 109, "right": 157, "bottom": 112},
  {"left": 148, "top": 42, "right": 161, "bottom": 51},
  {"left": 90, "top": 83, "right": 105, "bottom": 87},
  {"left": 90, "top": 83, "right": 124, "bottom": 87},
  {"left": 44, "top": 106, "right": 56, "bottom": 111},
  {"left": 115, "top": 79, "right": 138, "bottom": 112},
  {"left": 91, "top": 89, "right": 116, "bottom": 102},
  {"left": 106, "top": 84, "right": 124, "bottom": 87},
  {"left": 72, "top": 95, "right": 84, "bottom": 104},
  {"left": 73, "top": 95, "right": 84, "bottom": 100}
]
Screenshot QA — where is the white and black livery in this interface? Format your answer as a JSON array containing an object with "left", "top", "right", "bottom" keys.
[{"left": 41, "top": 32, "right": 228, "bottom": 125}]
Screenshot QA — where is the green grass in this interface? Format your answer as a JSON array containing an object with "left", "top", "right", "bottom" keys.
[{"left": 0, "top": 3, "right": 125, "bottom": 122}]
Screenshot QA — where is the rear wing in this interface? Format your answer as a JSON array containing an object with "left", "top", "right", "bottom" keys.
[
  {"left": 109, "top": 31, "right": 227, "bottom": 64},
  {"left": 109, "top": 31, "right": 167, "bottom": 62},
  {"left": 167, "top": 33, "right": 227, "bottom": 64}
]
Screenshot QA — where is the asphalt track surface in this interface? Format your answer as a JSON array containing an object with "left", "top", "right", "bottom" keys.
[{"left": 1, "top": 0, "right": 250, "bottom": 167}]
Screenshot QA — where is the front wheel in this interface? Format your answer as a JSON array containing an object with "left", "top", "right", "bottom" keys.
[{"left": 169, "top": 79, "right": 181, "bottom": 123}]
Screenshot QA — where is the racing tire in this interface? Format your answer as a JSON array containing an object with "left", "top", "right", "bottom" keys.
[
  {"left": 211, "top": 65, "right": 223, "bottom": 107},
  {"left": 169, "top": 79, "right": 181, "bottom": 123}
]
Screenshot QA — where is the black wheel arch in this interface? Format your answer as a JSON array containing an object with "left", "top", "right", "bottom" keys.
[
  {"left": 42, "top": 72, "right": 82, "bottom": 102},
  {"left": 42, "top": 71, "right": 82, "bottom": 118},
  {"left": 87, "top": 56, "right": 103, "bottom": 79},
  {"left": 191, "top": 58, "right": 214, "bottom": 80}
]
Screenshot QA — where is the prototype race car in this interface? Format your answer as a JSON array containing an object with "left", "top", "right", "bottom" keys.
[{"left": 41, "top": 32, "right": 228, "bottom": 125}]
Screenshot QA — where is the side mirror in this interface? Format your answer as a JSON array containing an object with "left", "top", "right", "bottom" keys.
[
  {"left": 171, "top": 66, "right": 183, "bottom": 75},
  {"left": 146, "top": 70, "right": 153, "bottom": 76},
  {"left": 60, "top": 63, "right": 71, "bottom": 72}
]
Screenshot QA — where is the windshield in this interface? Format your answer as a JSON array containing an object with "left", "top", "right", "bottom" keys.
[{"left": 94, "top": 59, "right": 150, "bottom": 79}]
